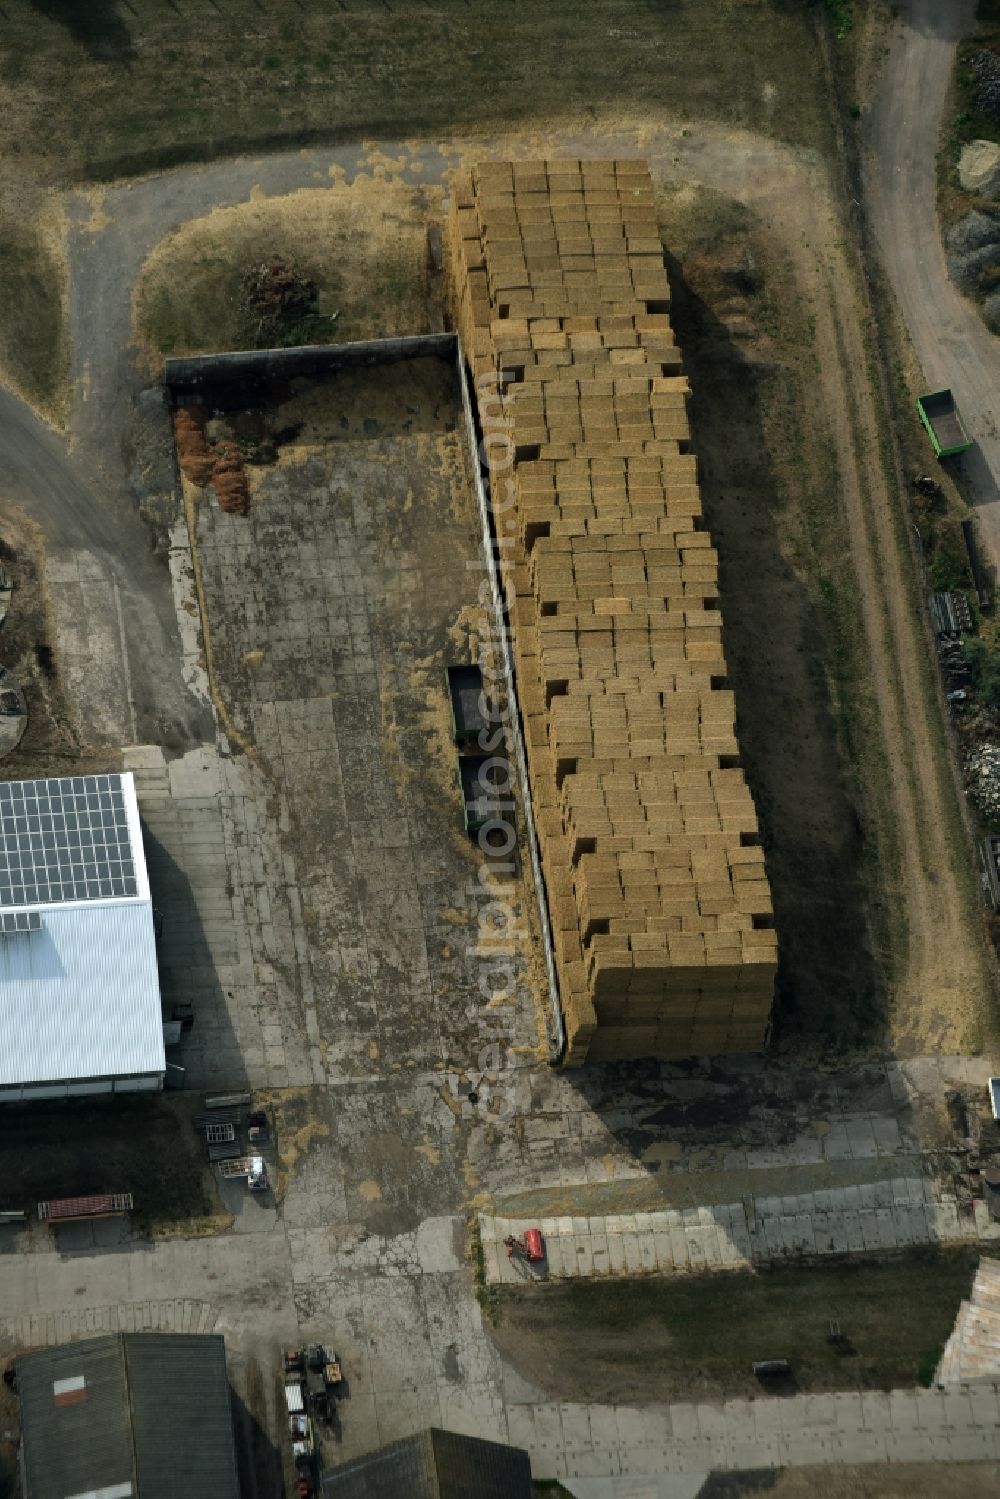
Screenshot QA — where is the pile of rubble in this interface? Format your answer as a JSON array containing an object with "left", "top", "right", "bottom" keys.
[
  {"left": 971, "top": 50, "right": 1000, "bottom": 117},
  {"left": 966, "top": 742, "right": 1000, "bottom": 818}
]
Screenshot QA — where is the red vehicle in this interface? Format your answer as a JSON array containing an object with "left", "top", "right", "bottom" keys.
[{"left": 504, "top": 1229, "right": 545, "bottom": 1262}]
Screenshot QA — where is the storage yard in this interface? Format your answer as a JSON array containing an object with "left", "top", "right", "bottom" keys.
[
  {"left": 450, "top": 161, "right": 776, "bottom": 1064},
  {"left": 0, "top": 2, "right": 1000, "bottom": 1496},
  {"left": 169, "top": 350, "right": 545, "bottom": 1099}
]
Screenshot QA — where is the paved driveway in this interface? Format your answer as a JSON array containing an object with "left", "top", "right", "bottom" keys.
[{"left": 0, "top": 1223, "right": 998, "bottom": 1485}]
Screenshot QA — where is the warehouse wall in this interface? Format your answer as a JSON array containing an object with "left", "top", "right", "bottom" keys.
[{"left": 0, "top": 1072, "right": 163, "bottom": 1103}]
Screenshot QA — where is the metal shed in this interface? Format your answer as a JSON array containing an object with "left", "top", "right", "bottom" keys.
[
  {"left": 0, "top": 772, "right": 164, "bottom": 1100},
  {"left": 16, "top": 1333, "right": 240, "bottom": 1499}
]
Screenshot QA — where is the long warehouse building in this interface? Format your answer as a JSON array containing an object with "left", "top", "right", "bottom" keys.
[{"left": 449, "top": 158, "right": 777, "bottom": 1065}]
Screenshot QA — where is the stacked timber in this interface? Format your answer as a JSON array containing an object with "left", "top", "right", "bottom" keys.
[{"left": 448, "top": 159, "right": 777, "bottom": 1065}]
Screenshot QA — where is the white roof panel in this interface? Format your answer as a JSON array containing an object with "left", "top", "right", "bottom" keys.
[{"left": 0, "top": 897, "right": 164, "bottom": 1087}]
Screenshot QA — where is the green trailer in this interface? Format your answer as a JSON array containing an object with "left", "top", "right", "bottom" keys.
[
  {"left": 446, "top": 663, "right": 485, "bottom": 744},
  {"left": 916, "top": 388, "right": 973, "bottom": 458},
  {"left": 458, "top": 753, "right": 500, "bottom": 834}
]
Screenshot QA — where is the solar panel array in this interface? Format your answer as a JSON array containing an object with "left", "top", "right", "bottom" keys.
[
  {"left": 0, "top": 911, "right": 41, "bottom": 934},
  {"left": 0, "top": 775, "right": 137, "bottom": 909}
]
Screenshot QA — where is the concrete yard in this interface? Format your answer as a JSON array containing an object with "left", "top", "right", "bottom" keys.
[
  {"left": 184, "top": 355, "right": 543, "bottom": 1091},
  {"left": 0, "top": 347, "right": 985, "bottom": 1484},
  {"left": 0, "top": 0, "right": 999, "bottom": 1492},
  {"left": 1, "top": 142, "right": 998, "bottom": 1495}
]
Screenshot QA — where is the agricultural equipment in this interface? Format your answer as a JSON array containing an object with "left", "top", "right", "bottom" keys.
[
  {"left": 504, "top": 1229, "right": 545, "bottom": 1262},
  {"left": 285, "top": 1345, "right": 342, "bottom": 1423},
  {"left": 458, "top": 753, "right": 506, "bottom": 834},
  {"left": 447, "top": 664, "right": 486, "bottom": 744},
  {"left": 37, "top": 1193, "right": 133, "bottom": 1224},
  {"left": 916, "top": 389, "right": 972, "bottom": 458},
  {"left": 283, "top": 1351, "right": 318, "bottom": 1493},
  {"left": 219, "top": 1155, "right": 268, "bottom": 1191}
]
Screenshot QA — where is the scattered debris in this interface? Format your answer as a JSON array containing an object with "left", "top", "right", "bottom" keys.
[
  {"left": 930, "top": 591, "right": 973, "bottom": 639},
  {"left": 239, "top": 256, "right": 321, "bottom": 347},
  {"left": 965, "top": 741, "right": 1000, "bottom": 817},
  {"left": 172, "top": 403, "right": 216, "bottom": 485},
  {"left": 171, "top": 405, "right": 249, "bottom": 515},
  {"left": 938, "top": 638, "right": 973, "bottom": 692},
  {"left": 971, "top": 49, "right": 1000, "bottom": 117},
  {"left": 212, "top": 441, "right": 250, "bottom": 516}
]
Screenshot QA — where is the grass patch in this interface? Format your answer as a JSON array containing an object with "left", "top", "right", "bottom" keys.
[
  {"left": 0, "top": 215, "right": 67, "bottom": 418},
  {"left": 0, "top": 0, "right": 835, "bottom": 184},
  {"left": 824, "top": 0, "right": 853, "bottom": 42},
  {"left": 492, "top": 1251, "right": 987, "bottom": 1404},
  {"left": 0, "top": 1093, "right": 220, "bottom": 1236},
  {"left": 470, "top": 1215, "right": 500, "bottom": 1324},
  {"left": 135, "top": 181, "right": 432, "bottom": 358}
]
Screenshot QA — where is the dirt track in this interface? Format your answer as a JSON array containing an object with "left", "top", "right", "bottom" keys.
[
  {"left": 1, "top": 110, "right": 989, "bottom": 1047},
  {"left": 651, "top": 125, "right": 991, "bottom": 1050}
]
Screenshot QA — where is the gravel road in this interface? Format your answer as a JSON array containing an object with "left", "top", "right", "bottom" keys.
[
  {"left": 865, "top": 1, "right": 1000, "bottom": 560},
  {"left": 0, "top": 381, "right": 210, "bottom": 749}
]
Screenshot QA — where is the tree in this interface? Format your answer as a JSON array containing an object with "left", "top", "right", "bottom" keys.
[{"left": 963, "top": 638, "right": 1000, "bottom": 707}]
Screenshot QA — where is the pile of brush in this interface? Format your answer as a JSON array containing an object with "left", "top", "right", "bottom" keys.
[{"left": 171, "top": 406, "right": 249, "bottom": 516}]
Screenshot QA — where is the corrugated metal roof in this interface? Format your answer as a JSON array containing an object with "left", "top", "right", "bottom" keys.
[
  {"left": 17, "top": 1336, "right": 134, "bottom": 1499},
  {"left": 125, "top": 1334, "right": 240, "bottom": 1499},
  {"left": 321, "top": 1429, "right": 533, "bottom": 1499},
  {"left": 322, "top": 1433, "right": 438, "bottom": 1498},
  {"left": 0, "top": 900, "right": 164, "bottom": 1085},
  {"left": 429, "top": 1429, "right": 533, "bottom": 1498},
  {"left": 18, "top": 1334, "right": 240, "bottom": 1499}
]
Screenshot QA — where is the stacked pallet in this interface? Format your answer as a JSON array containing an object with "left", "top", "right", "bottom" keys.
[{"left": 449, "top": 159, "right": 776, "bottom": 1065}]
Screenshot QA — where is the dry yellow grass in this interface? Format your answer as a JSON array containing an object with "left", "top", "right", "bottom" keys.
[
  {"left": 134, "top": 177, "right": 438, "bottom": 362},
  {"left": 0, "top": 195, "right": 69, "bottom": 424}
]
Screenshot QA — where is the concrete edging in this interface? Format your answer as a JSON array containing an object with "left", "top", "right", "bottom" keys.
[{"left": 163, "top": 332, "right": 458, "bottom": 400}]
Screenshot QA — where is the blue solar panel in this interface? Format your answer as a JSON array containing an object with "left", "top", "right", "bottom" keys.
[
  {"left": 0, "top": 911, "right": 40, "bottom": 934},
  {"left": 0, "top": 775, "right": 137, "bottom": 907}
]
